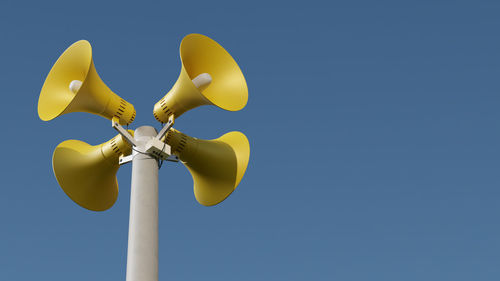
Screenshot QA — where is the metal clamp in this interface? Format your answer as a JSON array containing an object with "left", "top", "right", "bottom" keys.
[
  {"left": 119, "top": 154, "right": 134, "bottom": 165},
  {"left": 112, "top": 117, "right": 138, "bottom": 147},
  {"left": 155, "top": 115, "right": 175, "bottom": 141}
]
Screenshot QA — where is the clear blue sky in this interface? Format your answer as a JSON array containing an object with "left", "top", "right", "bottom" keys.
[{"left": 0, "top": 0, "right": 499, "bottom": 280}]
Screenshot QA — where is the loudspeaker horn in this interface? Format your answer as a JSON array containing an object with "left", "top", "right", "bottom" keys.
[
  {"left": 38, "top": 40, "right": 136, "bottom": 125},
  {"left": 153, "top": 34, "right": 248, "bottom": 123},
  {"left": 163, "top": 128, "right": 250, "bottom": 206},
  {"left": 52, "top": 131, "right": 134, "bottom": 211}
]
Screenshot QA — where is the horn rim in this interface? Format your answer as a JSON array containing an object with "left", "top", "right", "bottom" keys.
[
  {"left": 217, "top": 131, "right": 250, "bottom": 188},
  {"left": 38, "top": 40, "right": 92, "bottom": 121},
  {"left": 180, "top": 33, "right": 248, "bottom": 112}
]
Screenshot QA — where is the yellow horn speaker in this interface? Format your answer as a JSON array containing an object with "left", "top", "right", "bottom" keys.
[
  {"left": 38, "top": 40, "right": 136, "bottom": 125},
  {"left": 52, "top": 131, "right": 134, "bottom": 211},
  {"left": 163, "top": 128, "right": 250, "bottom": 206},
  {"left": 153, "top": 34, "right": 248, "bottom": 123}
]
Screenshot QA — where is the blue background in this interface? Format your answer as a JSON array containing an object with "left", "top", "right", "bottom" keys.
[{"left": 0, "top": 0, "right": 499, "bottom": 280}]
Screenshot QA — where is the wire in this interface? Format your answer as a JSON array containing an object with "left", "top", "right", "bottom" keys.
[
  {"left": 132, "top": 146, "right": 166, "bottom": 170},
  {"left": 132, "top": 147, "right": 151, "bottom": 156},
  {"left": 128, "top": 122, "right": 172, "bottom": 169}
]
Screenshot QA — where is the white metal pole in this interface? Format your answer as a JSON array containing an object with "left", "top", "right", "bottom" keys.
[{"left": 126, "top": 126, "right": 159, "bottom": 281}]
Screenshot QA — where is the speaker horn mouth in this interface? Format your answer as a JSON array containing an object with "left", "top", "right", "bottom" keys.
[
  {"left": 163, "top": 129, "right": 250, "bottom": 206},
  {"left": 52, "top": 132, "right": 133, "bottom": 211},
  {"left": 38, "top": 40, "right": 93, "bottom": 121},
  {"left": 180, "top": 33, "right": 248, "bottom": 111}
]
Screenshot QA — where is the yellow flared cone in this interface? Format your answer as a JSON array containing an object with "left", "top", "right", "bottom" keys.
[
  {"left": 38, "top": 40, "right": 136, "bottom": 125},
  {"left": 153, "top": 34, "right": 248, "bottom": 122},
  {"left": 52, "top": 132, "right": 133, "bottom": 211},
  {"left": 163, "top": 129, "right": 250, "bottom": 206}
]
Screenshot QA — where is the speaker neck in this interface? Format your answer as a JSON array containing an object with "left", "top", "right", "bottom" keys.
[
  {"left": 163, "top": 129, "right": 195, "bottom": 158},
  {"left": 101, "top": 133, "right": 133, "bottom": 165}
]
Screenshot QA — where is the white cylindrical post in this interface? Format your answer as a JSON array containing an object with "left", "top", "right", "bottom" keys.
[{"left": 126, "top": 126, "right": 159, "bottom": 281}]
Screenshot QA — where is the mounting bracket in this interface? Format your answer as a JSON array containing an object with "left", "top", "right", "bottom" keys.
[
  {"left": 113, "top": 116, "right": 179, "bottom": 164},
  {"left": 112, "top": 117, "right": 138, "bottom": 147}
]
